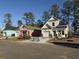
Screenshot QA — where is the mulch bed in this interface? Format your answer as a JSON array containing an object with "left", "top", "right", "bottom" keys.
[{"left": 47, "top": 37, "right": 79, "bottom": 44}]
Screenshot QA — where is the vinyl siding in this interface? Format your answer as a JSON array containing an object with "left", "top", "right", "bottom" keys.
[{"left": 3, "top": 30, "right": 19, "bottom": 37}]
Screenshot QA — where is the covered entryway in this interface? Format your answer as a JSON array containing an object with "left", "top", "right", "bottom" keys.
[{"left": 19, "top": 25, "right": 31, "bottom": 39}]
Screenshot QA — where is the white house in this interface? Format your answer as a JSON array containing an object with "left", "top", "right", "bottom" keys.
[{"left": 41, "top": 16, "right": 69, "bottom": 38}]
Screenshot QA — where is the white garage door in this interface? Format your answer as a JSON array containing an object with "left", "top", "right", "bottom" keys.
[{"left": 43, "top": 31, "right": 50, "bottom": 37}]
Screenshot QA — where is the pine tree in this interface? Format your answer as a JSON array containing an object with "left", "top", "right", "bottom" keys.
[
  {"left": 42, "top": 11, "right": 50, "bottom": 24},
  {"left": 4, "top": 13, "right": 12, "bottom": 27},
  {"left": 23, "top": 12, "right": 35, "bottom": 26},
  {"left": 50, "top": 4, "right": 59, "bottom": 17}
]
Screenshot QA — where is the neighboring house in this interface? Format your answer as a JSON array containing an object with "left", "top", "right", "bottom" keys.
[
  {"left": 3, "top": 26, "right": 19, "bottom": 37},
  {"left": 2, "top": 25, "right": 33, "bottom": 38},
  {"left": 41, "top": 16, "right": 69, "bottom": 38},
  {"left": 19, "top": 25, "right": 31, "bottom": 38},
  {"left": 19, "top": 25, "right": 41, "bottom": 39}
]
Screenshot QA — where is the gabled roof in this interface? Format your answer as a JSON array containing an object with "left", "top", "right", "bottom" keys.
[
  {"left": 19, "top": 25, "right": 28, "bottom": 31},
  {"left": 52, "top": 25, "right": 67, "bottom": 31},
  {"left": 56, "top": 25, "right": 67, "bottom": 28},
  {"left": 48, "top": 16, "right": 59, "bottom": 22},
  {"left": 20, "top": 25, "right": 27, "bottom": 29},
  {"left": 59, "top": 21, "right": 67, "bottom": 25},
  {"left": 3, "top": 26, "right": 18, "bottom": 30},
  {"left": 42, "top": 16, "right": 60, "bottom": 29},
  {"left": 52, "top": 27, "right": 65, "bottom": 31},
  {"left": 42, "top": 16, "right": 68, "bottom": 30},
  {"left": 46, "top": 24, "right": 52, "bottom": 29}
]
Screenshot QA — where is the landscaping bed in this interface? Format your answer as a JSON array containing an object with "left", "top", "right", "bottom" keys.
[
  {"left": 0, "top": 36, "right": 31, "bottom": 41},
  {"left": 47, "top": 37, "right": 79, "bottom": 44}
]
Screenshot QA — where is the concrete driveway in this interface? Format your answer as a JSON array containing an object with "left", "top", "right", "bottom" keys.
[{"left": 0, "top": 40, "right": 78, "bottom": 59}]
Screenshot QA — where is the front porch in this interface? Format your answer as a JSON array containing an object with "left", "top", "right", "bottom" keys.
[{"left": 52, "top": 30, "right": 68, "bottom": 38}]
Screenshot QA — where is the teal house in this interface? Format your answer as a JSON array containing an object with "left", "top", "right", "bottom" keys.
[{"left": 3, "top": 26, "right": 19, "bottom": 37}]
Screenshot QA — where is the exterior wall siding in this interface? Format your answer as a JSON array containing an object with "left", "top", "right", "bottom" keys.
[
  {"left": 49, "top": 20, "right": 60, "bottom": 27},
  {"left": 42, "top": 20, "right": 60, "bottom": 29},
  {"left": 42, "top": 29, "right": 53, "bottom": 38},
  {"left": 3, "top": 30, "right": 19, "bottom": 37},
  {"left": 42, "top": 28, "right": 69, "bottom": 38}
]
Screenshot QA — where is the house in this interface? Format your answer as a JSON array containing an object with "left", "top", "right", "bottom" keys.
[
  {"left": 2, "top": 25, "right": 33, "bottom": 39},
  {"left": 3, "top": 26, "right": 19, "bottom": 37},
  {"left": 19, "top": 25, "right": 31, "bottom": 38},
  {"left": 41, "top": 16, "right": 69, "bottom": 38}
]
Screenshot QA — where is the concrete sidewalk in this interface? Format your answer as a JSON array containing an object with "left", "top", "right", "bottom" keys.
[
  {"left": 16, "top": 38, "right": 51, "bottom": 44},
  {"left": 38, "top": 38, "right": 51, "bottom": 43}
]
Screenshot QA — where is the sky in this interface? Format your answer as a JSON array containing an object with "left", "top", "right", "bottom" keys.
[{"left": 0, "top": 0, "right": 65, "bottom": 27}]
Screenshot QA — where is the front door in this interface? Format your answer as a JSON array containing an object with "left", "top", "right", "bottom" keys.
[{"left": 53, "top": 31, "right": 56, "bottom": 36}]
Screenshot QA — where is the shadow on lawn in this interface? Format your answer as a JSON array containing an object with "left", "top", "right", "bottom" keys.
[{"left": 52, "top": 42, "right": 79, "bottom": 49}]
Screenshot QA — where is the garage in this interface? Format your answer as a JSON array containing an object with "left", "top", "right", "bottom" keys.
[{"left": 43, "top": 31, "right": 50, "bottom": 37}]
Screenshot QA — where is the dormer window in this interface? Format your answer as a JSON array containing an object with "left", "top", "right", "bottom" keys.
[{"left": 52, "top": 22, "right": 55, "bottom": 26}]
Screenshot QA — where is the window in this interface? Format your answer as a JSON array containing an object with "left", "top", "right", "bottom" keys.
[
  {"left": 59, "top": 31, "right": 61, "bottom": 34},
  {"left": 62, "top": 31, "right": 64, "bottom": 35},
  {"left": 52, "top": 22, "right": 55, "bottom": 26}
]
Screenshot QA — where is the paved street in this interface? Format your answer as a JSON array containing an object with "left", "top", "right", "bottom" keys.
[{"left": 0, "top": 40, "right": 78, "bottom": 59}]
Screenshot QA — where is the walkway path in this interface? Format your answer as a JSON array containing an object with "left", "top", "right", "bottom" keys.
[{"left": 16, "top": 37, "right": 51, "bottom": 44}]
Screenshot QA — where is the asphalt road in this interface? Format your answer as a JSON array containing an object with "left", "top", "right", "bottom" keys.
[{"left": 0, "top": 40, "right": 78, "bottom": 59}]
